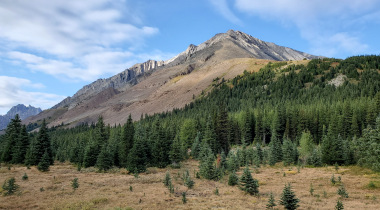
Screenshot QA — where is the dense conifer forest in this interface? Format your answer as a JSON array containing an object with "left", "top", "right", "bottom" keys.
[{"left": 1, "top": 56, "right": 380, "bottom": 175}]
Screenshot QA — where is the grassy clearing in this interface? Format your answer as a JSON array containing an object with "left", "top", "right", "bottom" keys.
[{"left": 0, "top": 160, "right": 380, "bottom": 209}]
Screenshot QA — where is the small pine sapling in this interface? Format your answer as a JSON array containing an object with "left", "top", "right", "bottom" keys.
[
  {"left": 309, "top": 183, "right": 314, "bottom": 196},
  {"left": 334, "top": 162, "right": 339, "bottom": 172},
  {"left": 266, "top": 192, "right": 276, "bottom": 209},
  {"left": 214, "top": 187, "right": 219, "bottom": 195},
  {"left": 280, "top": 183, "right": 300, "bottom": 210},
  {"left": 337, "top": 185, "right": 349, "bottom": 198},
  {"left": 163, "top": 171, "right": 171, "bottom": 187},
  {"left": 22, "top": 173, "right": 28, "bottom": 180},
  {"left": 240, "top": 166, "right": 259, "bottom": 196},
  {"left": 71, "top": 178, "right": 79, "bottom": 191},
  {"left": 130, "top": 186, "right": 133, "bottom": 191},
  {"left": 2, "top": 177, "right": 19, "bottom": 196},
  {"left": 331, "top": 174, "right": 336, "bottom": 185},
  {"left": 182, "top": 192, "right": 187, "bottom": 204},
  {"left": 335, "top": 199, "right": 344, "bottom": 210},
  {"left": 228, "top": 171, "right": 239, "bottom": 186}
]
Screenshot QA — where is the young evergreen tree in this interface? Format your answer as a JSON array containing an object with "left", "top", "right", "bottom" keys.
[
  {"left": 269, "top": 132, "right": 282, "bottom": 165},
  {"left": 35, "top": 119, "right": 53, "bottom": 165},
  {"left": 83, "top": 141, "right": 99, "bottom": 168},
  {"left": 299, "top": 130, "right": 314, "bottom": 159},
  {"left": 335, "top": 200, "right": 344, "bottom": 210},
  {"left": 283, "top": 138, "right": 295, "bottom": 166},
  {"left": 37, "top": 150, "right": 51, "bottom": 172},
  {"left": 96, "top": 144, "right": 113, "bottom": 171},
  {"left": 169, "top": 135, "right": 184, "bottom": 164},
  {"left": 151, "top": 119, "right": 171, "bottom": 168},
  {"left": 228, "top": 171, "right": 239, "bottom": 186},
  {"left": 190, "top": 132, "right": 201, "bottom": 159},
  {"left": 239, "top": 166, "right": 259, "bottom": 195},
  {"left": 119, "top": 114, "right": 134, "bottom": 168},
  {"left": 199, "top": 152, "right": 216, "bottom": 180},
  {"left": 12, "top": 125, "right": 29, "bottom": 164},
  {"left": 127, "top": 138, "right": 149, "bottom": 173},
  {"left": 1, "top": 114, "right": 22, "bottom": 163},
  {"left": 280, "top": 183, "right": 300, "bottom": 210},
  {"left": 266, "top": 192, "right": 277, "bottom": 209}
]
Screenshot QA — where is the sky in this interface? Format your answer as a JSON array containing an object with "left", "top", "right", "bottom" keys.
[{"left": 0, "top": 0, "right": 380, "bottom": 114}]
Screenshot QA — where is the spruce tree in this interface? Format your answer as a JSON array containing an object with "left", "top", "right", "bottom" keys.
[
  {"left": 283, "top": 138, "right": 295, "bottom": 166},
  {"left": 199, "top": 152, "right": 216, "bottom": 180},
  {"left": 190, "top": 132, "right": 201, "bottom": 159},
  {"left": 269, "top": 131, "right": 282, "bottom": 165},
  {"left": 37, "top": 150, "right": 51, "bottom": 172},
  {"left": 239, "top": 166, "right": 259, "bottom": 195},
  {"left": 1, "top": 114, "right": 22, "bottom": 163},
  {"left": 169, "top": 135, "right": 184, "bottom": 164},
  {"left": 266, "top": 192, "right": 276, "bottom": 209},
  {"left": 12, "top": 124, "right": 29, "bottom": 164},
  {"left": 335, "top": 200, "right": 344, "bottom": 210},
  {"left": 83, "top": 141, "right": 99, "bottom": 167},
  {"left": 127, "top": 138, "right": 149, "bottom": 173},
  {"left": 119, "top": 114, "right": 134, "bottom": 167},
  {"left": 228, "top": 171, "right": 239, "bottom": 186},
  {"left": 35, "top": 119, "right": 53, "bottom": 165},
  {"left": 2, "top": 177, "right": 18, "bottom": 196},
  {"left": 96, "top": 144, "right": 113, "bottom": 171},
  {"left": 280, "top": 183, "right": 300, "bottom": 210}
]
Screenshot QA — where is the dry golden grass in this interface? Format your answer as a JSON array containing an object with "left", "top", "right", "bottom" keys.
[{"left": 1, "top": 160, "right": 379, "bottom": 210}]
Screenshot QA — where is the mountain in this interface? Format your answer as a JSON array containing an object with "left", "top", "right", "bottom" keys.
[
  {"left": 0, "top": 104, "right": 42, "bottom": 130},
  {"left": 24, "top": 30, "right": 321, "bottom": 127}
]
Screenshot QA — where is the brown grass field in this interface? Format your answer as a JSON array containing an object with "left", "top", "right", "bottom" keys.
[{"left": 1, "top": 160, "right": 380, "bottom": 210}]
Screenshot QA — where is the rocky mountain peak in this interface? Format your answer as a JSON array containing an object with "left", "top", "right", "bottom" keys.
[{"left": 0, "top": 104, "right": 42, "bottom": 130}]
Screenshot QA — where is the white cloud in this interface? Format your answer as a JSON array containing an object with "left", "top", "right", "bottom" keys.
[
  {"left": 209, "top": 0, "right": 242, "bottom": 25},
  {"left": 234, "top": 0, "right": 380, "bottom": 57},
  {"left": 0, "top": 0, "right": 161, "bottom": 81},
  {"left": 0, "top": 76, "right": 66, "bottom": 114}
]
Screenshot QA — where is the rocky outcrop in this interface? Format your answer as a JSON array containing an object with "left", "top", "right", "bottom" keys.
[
  {"left": 0, "top": 104, "right": 42, "bottom": 130},
  {"left": 54, "top": 60, "right": 166, "bottom": 109}
]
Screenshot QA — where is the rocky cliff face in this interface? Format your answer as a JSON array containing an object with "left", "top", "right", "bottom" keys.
[
  {"left": 0, "top": 104, "right": 42, "bottom": 130},
  {"left": 53, "top": 60, "right": 166, "bottom": 109}
]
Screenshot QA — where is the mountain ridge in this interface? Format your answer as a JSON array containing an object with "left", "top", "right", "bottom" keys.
[
  {"left": 24, "top": 30, "right": 322, "bottom": 127},
  {"left": 0, "top": 104, "right": 42, "bottom": 130}
]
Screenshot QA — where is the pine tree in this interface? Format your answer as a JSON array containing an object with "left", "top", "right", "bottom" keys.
[
  {"left": 203, "top": 116, "right": 218, "bottom": 154},
  {"left": 169, "top": 135, "right": 184, "bottom": 164},
  {"left": 2, "top": 177, "right": 18, "bottom": 196},
  {"left": 280, "top": 183, "right": 300, "bottom": 210},
  {"left": 266, "top": 192, "right": 277, "bottom": 209},
  {"left": 269, "top": 133, "right": 282, "bottom": 166},
  {"left": 37, "top": 150, "right": 51, "bottom": 172},
  {"left": 96, "top": 144, "right": 113, "bottom": 171},
  {"left": 119, "top": 114, "right": 134, "bottom": 167},
  {"left": 151, "top": 119, "right": 171, "bottom": 168},
  {"left": 35, "top": 119, "right": 53, "bottom": 165},
  {"left": 283, "top": 138, "right": 295, "bottom": 166},
  {"left": 72, "top": 178, "right": 79, "bottom": 191},
  {"left": 239, "top": 166, "right": 259, "bottom": 195},
  {"left": 83, "top": 141, "right": 99, "bottom": 167},
  {"left": 299, "top": 130, "right": 314, "bottom": 159},
  {"left": 228, "top": 171, "right": 239, "bottom": 186},
  {"left": 1, "top": 114, "right": 22, "bottom": 163},
  {"left": 127, "top": 138, "right": 149, "bottom": 173},
  {"left": 190, "top": 132, "right": 201, "bottom": 159},
  {"left": 335, "top": 200, "right": 344, "bottom": 210},
  {"left": 12, "top": 125, "right": 29, "bottom": 164},
  {"left": 199, "top": 152, "right": 216, "bottom": 180},
  {"left": 163, "top": 171, "right": 171, "bottom": 187}
]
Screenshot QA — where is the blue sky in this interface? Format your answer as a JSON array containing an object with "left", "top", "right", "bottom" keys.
[{"left": 0, "top": 0, "right": 380, "bottom": 114}]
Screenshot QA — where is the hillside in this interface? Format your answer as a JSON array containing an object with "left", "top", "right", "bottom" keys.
[{"left": 23, "top": 30, "right": 320, "bottom": 128}]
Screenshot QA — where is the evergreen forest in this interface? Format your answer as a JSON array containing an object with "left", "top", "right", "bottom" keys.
[{"left": 1, "top": 55, "right": 380, "bottom": 175}]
